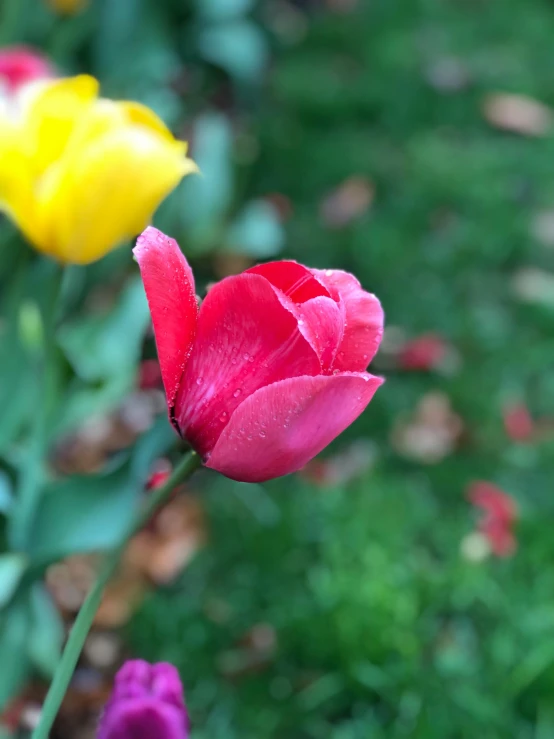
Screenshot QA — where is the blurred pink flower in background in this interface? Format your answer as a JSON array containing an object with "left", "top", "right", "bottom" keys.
[
  {"left": 398, "top": 333, "right": 448, "bottom": 371},
  {"left": 468, "top": 481, "right": 518, "bottom": 557},
  {"left": 503, "top": 402, "right": 535, "bottom": 442},
  {"left": 0, "top": 46, "right": 53, "bottom": 94}
]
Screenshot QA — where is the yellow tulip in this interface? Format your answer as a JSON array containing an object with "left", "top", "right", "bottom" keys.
[
  {"left": 46, "top": 0, "right": 88, "bottom": 15},
  {"left": 0, "top": 75, "right": 197, "bottom": 264}
]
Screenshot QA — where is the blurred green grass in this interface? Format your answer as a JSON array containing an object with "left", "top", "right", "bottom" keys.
[{"left": 128, "top": 1, "right": 554, "bottom": 736}]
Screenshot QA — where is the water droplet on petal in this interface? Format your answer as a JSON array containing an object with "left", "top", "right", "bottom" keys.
[
  {"left": 333, "top": 369, "right": 340, "bottom": 375},
  {"left": 298, "top": 319, "right": 304, "bottom": 326},
  {"left": 259, "top": 431, "right": 266, "bottom": 438},
  {"left": 243, "top": 353, "right": 250, "bottom": 361},
  {"left": 247, "top": 435, "right": 253, "bottom": 441},
  {"left": 363, "top": 353, "right": 368, "bottom": 360},
  {"left": 196, "top": 377, "right": 203, "bottom": 385},
  {"left": 233, "top": 389, "right": 242, "bottom": 398},
  {"left": 248, "top": 356, "right": 255, "bottom": 363},
  {"left": 219, "top": 412, "right": 228, "bottom": 422},
  {"left": 325, "top": 269, "right": 333, "bottom": 277}
]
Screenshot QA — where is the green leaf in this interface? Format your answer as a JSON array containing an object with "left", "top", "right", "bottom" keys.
[
  {"left": 179, "top": 113, "right": 233, "bottom": 245},
  {"left": 197, "top": 20, "right": 269, "bottom": 85},
  {"left": 0, "top": 266, "right": 36, "bottom": 453},
  {"left": 0, "top": 554, "right": 26, "bottom": 609},
  {"left": 28, "top": 416, "right": 175, "bottom": 565},
  {"left": 225, "top": 200, "right": 285, "bottom": 258},
  {"left": 0, "top": 471, "right": 13, "bottom": 515},
  {"left": 27, "top": 584, "right": 64, "bottom": 678},
  {"left": 58, "top": 277, "right": 150, "bottom": 383},
  {"left": 55, "top": 373, "right": 133, "bottom": 440},
  {"left": 0, "top": 599, "right": 31, "bottom": 709},
  {"left": 195, "top": 0, "right": 255, "bottom": 22}
]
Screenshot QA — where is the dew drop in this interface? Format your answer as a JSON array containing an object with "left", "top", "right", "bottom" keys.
[
  {"left": 233, "top": 389, "right": 242, "bottom": 398},
  {"left": 247, "top": 435, "right": 253, "bottom": 441},
  {"left": 196, "top": 377, "right": 203, "bottom": 385},
  {"left": 363, "top": 353, "right": 368, "bottom": 360},
  {"left": 219, "top": 412, "right": 228, "bottom": 422},
  {"left": 243, "top": 353, "right": 250, "bottom": 361},
  {"left": 325, "top": 269, "right": 333, "bottom": 277},
  {"left": 259, "top": 430, "right": 266, "bottom": 438},
  {"left": 248, "top": 355, "right": 255, "bottom": 362},
  {"left": 298, "top": 319, "right": 304, "bottom": 326},
  {"left": 338, "top": 351, "right": 345, "bottom": 358},
  {"left": 332, "top": 369, "right": 340, "bottom": 375}
]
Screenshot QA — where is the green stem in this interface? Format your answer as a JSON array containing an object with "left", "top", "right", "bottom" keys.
[
  {"left": 32, "top": 450, "right": 201, "bottom": 739},
  {"left": 11, "top": 264, "right": 64, "bottom": 550}
]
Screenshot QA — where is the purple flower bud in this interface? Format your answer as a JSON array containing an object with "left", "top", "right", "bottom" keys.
[{"left": 97, "top": 660, "right": 189, "bottom": 739}]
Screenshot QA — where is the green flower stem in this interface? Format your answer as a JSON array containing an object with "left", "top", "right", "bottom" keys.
[
  {"left": 32, "top": 450, "right": 201, "bottom": 739},
  {"left": 11, "top": 264, "right": 65, "bottom": 550}
]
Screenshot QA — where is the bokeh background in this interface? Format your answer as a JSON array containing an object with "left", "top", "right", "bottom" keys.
[{"left": 2, "top": 0, "right": 554, "bottom": 737}]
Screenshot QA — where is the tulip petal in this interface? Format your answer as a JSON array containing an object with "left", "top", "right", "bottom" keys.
[
  {"left": 24, "top": 75, "right": 99, "bottom": 175},
  {"left": 206, "top": 372, "right": 384, "bottom": 482},
  {"left": 0, "top": 117, "right": 41, "bottom": 244},
  {"left": 121, "top": 101, "right": 184, "bottom": 144},
  {"left": 175, "top": 273, "right": 321, "bottom": 457},
  {"left": 314, "top": 268, "right": 384, "bottom": 371},
  {"left": 134, "top": 227, "right": 198, "bottom": 418},
  {"left": 247, "top": 261, "right": 332, "bottom": 303},
  {"left": 40, "top": 125, "right": 197, "bottom": 263},
  {"left": 296, "top": 296, "right": 344, "bottom": 371}
]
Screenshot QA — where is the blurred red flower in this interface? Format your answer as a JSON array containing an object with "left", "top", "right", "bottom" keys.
[
  {"left": 468, "top": 481, "right": 518, "bottom": 557},
  {"left": 138, "top": 359, "right": 163, "bottom": 390},
  {"left": 503, "top": 402, "right": 534, "bottom": 442},
  {"left": 399, "top": 333, "right": 447, "bottom": 371}
]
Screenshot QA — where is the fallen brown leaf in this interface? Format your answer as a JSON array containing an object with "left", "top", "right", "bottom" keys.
[
  {"left": 482, "top": 93, "right": 552, "bottom": 136},
  {"left": 531, "top": 209, "right": 554, "bottom": 248},
  {"left": 320, "top": 176, "right": 374, "bottom": 228},
  {"left": 391, "top": 392, "right": 464, "bottom": 463}
]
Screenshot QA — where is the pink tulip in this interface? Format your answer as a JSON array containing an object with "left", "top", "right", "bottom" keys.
[
  {"left": 134, "top": 227, "right": 384, "bottom": 482},
  {"left": 97, "top": 660, "right": 188, "bottom": 739},
  {"left": 0, "top": 46, "right": 53, "bottom": 93}
]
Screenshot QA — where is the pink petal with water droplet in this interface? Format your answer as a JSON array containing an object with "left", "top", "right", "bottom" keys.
[
  {"left": 206, "top": 372, "right": 384, "bottom": 482},
  {"left": 313, "top": 268, "right": 384, "bottom": 371},
  {"left": 175, "top": 273, "right": 320, "bottom": 457},
  {"left": 134, "top": 227, "right": 198, "bottom": 422}
]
